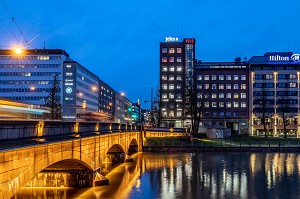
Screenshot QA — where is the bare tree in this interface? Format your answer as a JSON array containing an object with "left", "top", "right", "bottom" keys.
[
  {"left": 186, "top": 74, "right": 211, "bottom": 137},
  {"left": 277, "top": 91, "right": 297, "bottom": 138},
  {"left": 45, "top": 75, "right": 61, "bottom": 120},
  {"left": 253, "top": 82, "right": 273, "bottom": 137},
  {"left": 152, "top": 86, "right": 161, "bottom": 127}
]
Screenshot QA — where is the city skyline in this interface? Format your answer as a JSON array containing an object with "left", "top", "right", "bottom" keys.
[{"left": 1, "top": 0, "right": 300, "bottom": 107}]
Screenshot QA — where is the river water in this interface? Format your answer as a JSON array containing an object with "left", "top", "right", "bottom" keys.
[{"left": 14, "top": 152, "right": 300, "bottom": 199}]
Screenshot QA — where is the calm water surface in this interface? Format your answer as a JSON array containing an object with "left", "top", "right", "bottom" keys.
[{"left": 15, "top": 152, "right": 300, "bottom": 199}]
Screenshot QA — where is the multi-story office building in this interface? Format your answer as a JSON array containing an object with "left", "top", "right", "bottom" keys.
[
  {"left": 0, "top": 49, "right": 71, "bottom": 107},
  {"left": 194, "top": 61, "right": 250, "bottom": 135},
  {"left": 62, "top": 61, "right": 99, "bottom": 121},
  {"left": 0, "top": 48, "right": 132, "bottom": 123},
  {"left": 132, "top": 102, "right": 141, "bottom": 125},
  {"left": 160, "top": 37, "right": 196, "bottom": 128},
  {"left": 249, "top": 52, "right": 300, "bottom": 136},
  {"left": 114, "top": 92, "right": 132, "bottom": 124},
  {"left": 98, "top": 79, "right": 115, "bottom": 121}
]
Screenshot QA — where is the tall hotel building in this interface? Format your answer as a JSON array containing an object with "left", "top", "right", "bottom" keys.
[
  {"left": 249, "top": 52, "right": 300, "bottom": 136},
  {"left": 160, "top": 37, "right": 195, "bottom": 128}
]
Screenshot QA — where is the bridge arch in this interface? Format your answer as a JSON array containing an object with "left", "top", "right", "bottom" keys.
[{"left": 128, "top": 138, "right": 138, "bottom": 155}]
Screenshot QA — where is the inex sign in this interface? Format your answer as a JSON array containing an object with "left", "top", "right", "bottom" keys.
[{"left": 269, "top": 54, "right": 300, "bottom": 62}]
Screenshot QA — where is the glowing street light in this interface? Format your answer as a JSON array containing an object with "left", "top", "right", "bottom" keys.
[
  {"left": 79, "top": 92, "right": 83, "bottom": 96},
  {"left": 30, "top": 86, "right": 35, "bottom": 91},
  {"left": 120, "top": 92, "right": 125, "bottom": 96},
  {"left": 92, "top": 86, "right": 97, "bottom": 91}
]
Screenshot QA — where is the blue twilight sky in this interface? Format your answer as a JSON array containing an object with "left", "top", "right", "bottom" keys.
[{"left": 1, "top": 0, "right": 300, "bottom": 108}]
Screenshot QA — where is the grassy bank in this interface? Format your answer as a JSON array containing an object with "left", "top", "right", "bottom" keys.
[{"left": 144, "top": 136, "right": 300, "bottom": 148}]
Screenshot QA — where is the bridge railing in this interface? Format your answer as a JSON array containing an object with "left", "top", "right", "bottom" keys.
[{"left": 0, "top": 120, "right": 139, "bottom": 150}]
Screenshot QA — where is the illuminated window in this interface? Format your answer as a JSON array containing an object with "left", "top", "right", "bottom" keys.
[
  {"left": 212, "top": 93, "right": 217, "bottom": 98},
  {"left": 290, "top": 74, "right": 296, "bottom": 79},
  {"left": 205, "top": 84, "right": 209, "bottom": 89},
  {"left": 241, "top": 84, "right": 246, "bottom": 89},
  {"left": 177, "top": 66, "right": 182, "bottom": 71},
  {"left": 197, "top": 75, "right": 202, "bottom": 80},
  {"left": 219, "top": 102, "right": 224, "bottom": 107},
  {"left": 204, "top": 102, "right": 210, "bottom": 108},
  {"left": 169, "top": 84, "right": 174, "bottom": 89},
  {"left": 241, "top": 75, "right": 246, "bottom": 80},
  {"left": 219, "top": 93, "right": 224, "bottom": 98},
  {"left": 38, "top": 56, "right": 49, "bottom": 60},
  {"left": 241, "top": 93, "right": 246, "bottom": 98},
  {"left": 266, "top": 74, "right": 273, "bottom": 79},
  {"left": 169, "top": 57, "right": 174, "bottom": 62},
  {"left": 162, "top": 75, "right": 167, "bottom": 80},
  {"left": 162, "top": 93, "right": 167, "bottom": 99},
  {"left": 169, "top": 93, "right": 174, "bottom": 98},
  {"left": 177, "top": 111, "right": 182, "bottom": 117},
  {"left": 176, "top": 93, "right": 182, "bottom": 98},
  {"left": 204, "top": 75, "right": 209, "bottom": 80},
  {"left": 176, "top": 76, "right": 182, "bottom": 81},
  {"left": 234, "top": 75, "right": 239, "bottom": 80},
  {"left": 226, "top": 93, "right": 231, "bottom": 98},
  {"left": 212, "top": 102, "right": 217, "bottom": 108},
  {"left": 169, "top": 48, "right": 175, "bottom": 53},
  {"left": 169, "top": 75, "right": 174, "bottom": 80},
  {"left": 212, "top": 84, "right": 217, "bottom": 89},
  {"left": 162, "top": 57, "right": 167, "bottom": 62},
  {"left": 162, "top": 48, "right": 167, "bottom": 53},
  {"left": 177, "top": 84, "right": 181, "bottom": 89},
  {"left": 233, "top": 112, "right": 239, "bottom": 117},
  {"left": 219, "top": 75, "right": 224, "bottom": 80},
  {"left": 162, "top": 84, "right": 167, "bottom": 89},
  {"left": 177, "top": 57, "right": 182, "bottom": 62},
  {"left": 226, "top": 75, "right": 231, "bottom": 80},
  {"left": 234, "top": 93, "right": 239, "bottom": 98},
  {"left": 177, "top": 48, "right": 182, "bottom": 53},
  {"left": 197, "top": 93, "right": 202, "bottom": 98},
  {"left": 226, "top": 102, "right": 231, "bottom": 108},
  {"left": 169, "top": 111, "right": 174, "bottom": 117},
  {"left": 233, "top": 102, "right": 239, "bottom": 107},
  {"left": 162, "top": 111, "right": 167, "bottom": 116},
  {"left": 241, "top": 102, "right": 246, "bottom": 107},
  {"left": 212, "top": 75, "right": 217, "bottom": 80},
  {"left": 290, "top": 83, "right": 297, "bottom": 88},
  {"left": 234, "top": 84, "right": 239, "bottom": 89},
  {"left": 162, "top": 66, "right": 167, "bottom": 71},
  {"left": 226, "top": 84, "right": 231, "bottom": 89},
  {"left": 219, "top": 84, "right": 224, "bottom": 89},
  {"left": 169, "top": 66, "right": 175, "bottom": 71}
]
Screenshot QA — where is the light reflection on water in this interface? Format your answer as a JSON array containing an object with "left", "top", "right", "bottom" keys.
[{"left": 14, "top": 153, "right": 300, "bottom": 199}]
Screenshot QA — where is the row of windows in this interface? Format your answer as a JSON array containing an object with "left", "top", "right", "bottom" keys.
[
  {"left": 197, "top": 74, "right": 246, "bottom": 81},
  {"left": 161, "top": 66, "right": 183, "bottom": 72},
  {"left": 254, "top": 99, "right": 298, "bottom": 105},
  {"left": 253, "top": 83, "right": 297, "bottom": 88},
  {"left": 0, "top": 64, "right": 61, "bottom": 69},
  {"left": 0, "top": 72, "right": 60, "bottom": 76},
  {"left": 252, "top": 66, "right": 298, "bottom": 70},
  {"left": 203, "top": 101, "right": 247, "bottom": 108},
  {"left": 162, "top": 84, "right": 182, "bottom": 90},
  {"left": 162, "top": 111, "right": 247, "bottom": 118},
  {"left": 0, "top": 88, "right": 61, "bottom": 93},
  {"left": 162, "top": 75, "right": 182, "bottom": 81},
  {"left": 162, "top": 93, "right": 182, "bottom": 99},
  {"left": 198, "top": 83, "right": 247, "bottom": 90},
  {"left": 162, "top": 57, "right": 182, "bottom": 63},
  {"left": 255, "top": 74, "right": 297, "bottom": 80},
  {"left": 198, "top": 93, "right": 247, "bottom": 99},
  {"left": 0, "top": 80, "right": 57, "bottom": 85},
  {"left": 0, "top": 55, "right": 62, "bottom": 60},
  {"left": 162, "top": 48, "right": 182, "bottom": 54},
  {"left": 254, "top": 108, "right": 298, "bottom": 113}
]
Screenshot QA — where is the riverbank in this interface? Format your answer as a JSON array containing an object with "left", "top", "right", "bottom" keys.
[{"left": 143, "top": 136, "right": 300, "bottom": 152}]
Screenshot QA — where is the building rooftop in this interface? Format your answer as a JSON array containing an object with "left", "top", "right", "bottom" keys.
[{"left": 0, "top": 49, "right": 70, "bottom": 57}]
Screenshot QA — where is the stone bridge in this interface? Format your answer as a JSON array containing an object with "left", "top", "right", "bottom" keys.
[{"left": 0, "top": 121, "right": 187, "bottom": 198}]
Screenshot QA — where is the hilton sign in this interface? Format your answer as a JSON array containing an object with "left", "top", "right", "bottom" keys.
[{"left": 269, "top": 54, "right": 300, "bottom": 62}]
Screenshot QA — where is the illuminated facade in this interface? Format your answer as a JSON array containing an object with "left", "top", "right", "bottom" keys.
[
  {"left": 194, "top": 61, "right": 250, "bottom": 135},
  {"left": 160, "top": 38, "right": 196, "bottom": 128},
  {"left": 249, "top": 52, "right": 300, "bottom": 137},
  {"left": 0, "top": 49, "right": 132, "bottom": 123}
]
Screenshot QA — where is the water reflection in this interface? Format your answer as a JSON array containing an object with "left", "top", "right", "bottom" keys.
[{"left": 14, "top": 153, "right": 300, "bottom": 199}]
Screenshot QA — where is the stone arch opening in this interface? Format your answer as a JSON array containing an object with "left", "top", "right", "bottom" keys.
[
  {"left": 106, "top": 144, "right": 126, "bottom": 165},
  {"left": 128, "top": 138, "right": 138, "bottom": 155},
  {"left": 25, "top": 159, "right": 94, "bottom": 188}
]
